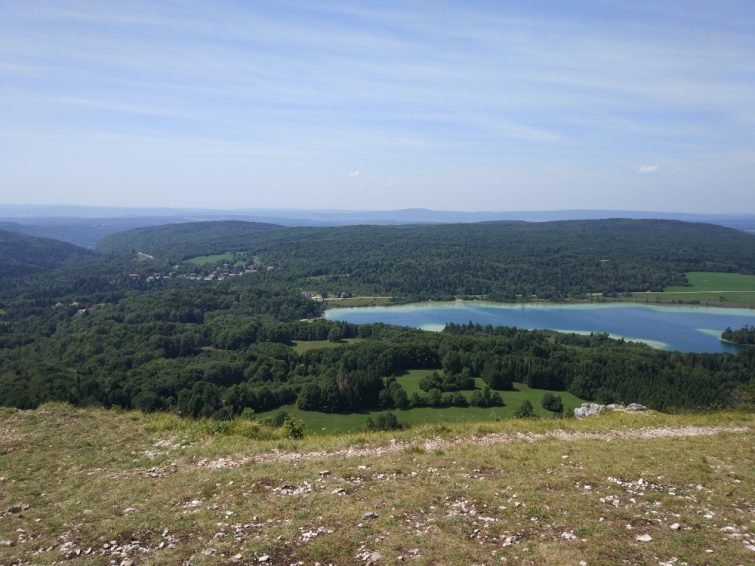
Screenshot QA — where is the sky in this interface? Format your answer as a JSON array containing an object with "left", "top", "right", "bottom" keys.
[{"left": 1, "top": 0, "right": 754, "bottom": 212}]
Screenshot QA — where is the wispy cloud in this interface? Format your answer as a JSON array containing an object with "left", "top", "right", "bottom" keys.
[
  {"left": 1, "top": 1, "right": 753, "bottom": 211},
  {"left": 638, "top": 165, "right": 660, "bottom": 174},
  {"left": 348, "top": 170, "right": 360, "bottom": 177}
]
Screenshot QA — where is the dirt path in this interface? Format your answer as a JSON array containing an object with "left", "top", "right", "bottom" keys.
[{"left": 197, "top": 425, "right": 751, "bottom": 469}]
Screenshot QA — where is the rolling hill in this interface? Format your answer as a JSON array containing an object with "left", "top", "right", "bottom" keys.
[
  {"left": 0, "top": 229, "right": 92, "bottom": 279},
  {"left": 95, "top": 219, "right": 755, "bottom": 299},
  {"left": 95, "top": 220, "right": 284, "bottom": 258}
]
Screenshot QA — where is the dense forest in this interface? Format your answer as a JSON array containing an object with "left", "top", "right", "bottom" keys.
[
  {"left": 96, "top": 219, "right": 755, "bottom": 300},
  {"left": 722, "top": 325, "right": 755, "bottom": 345},
  {"left": 1, "top": 219, "right": 754, "bottom": 420},
  {"left": 1, "top": 295, "right": 753, "bottom": 416}
]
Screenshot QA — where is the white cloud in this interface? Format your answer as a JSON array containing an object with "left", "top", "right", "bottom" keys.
[
  {"left": 638, "top": 165, "right": 660, "bottom": 174},
  {"left": 349, "top": 169, "right": 360, "bottom": 177}
]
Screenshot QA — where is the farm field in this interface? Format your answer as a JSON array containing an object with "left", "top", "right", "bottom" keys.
[
  {"left": 665, "top": 272, "right": 755, "bottom": 292},
  {"left": 258, "top": 373, "right": 584, "bottom": 434},
  {"left": 184, "top": 251, "right": 236, "bottom": 265},
  {"left": 632, "top": 271, "right": 755, "bottom": 307}
]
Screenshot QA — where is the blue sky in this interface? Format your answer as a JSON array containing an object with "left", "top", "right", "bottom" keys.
[{"left": 1, "top": 0, "right": 754, "bottom": 212}]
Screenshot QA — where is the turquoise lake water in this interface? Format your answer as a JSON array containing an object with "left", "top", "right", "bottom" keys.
[{"left": 325, "top": 302, "right": 755, "bottom": 353}]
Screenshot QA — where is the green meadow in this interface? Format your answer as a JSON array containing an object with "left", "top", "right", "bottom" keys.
[
  {"left": 258, "top": 370, "right": 585, "bottom": 434},
  {"left": 184, "top": 251, "right": 236, "bottom": 265},
  {"left": 633, "top": 271, "right": 755, "bottom": 307},
  {"left": 324, "top": 296, "right": 394, "bottom": 307},
  {"left": 666, "top": 272, "right": 755, "bottom": 292}
]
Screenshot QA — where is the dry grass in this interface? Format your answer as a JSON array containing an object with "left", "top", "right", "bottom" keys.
[{"left": 0, "top": 404, "right": 753, "bottom": 565}]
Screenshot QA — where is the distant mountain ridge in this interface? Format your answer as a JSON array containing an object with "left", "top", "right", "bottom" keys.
[
  {"left": 95, "top": 220, "right": 283, "bottom": 257},
  {"left": 1, "top": 204, "right": 754, "bottom": 248}
]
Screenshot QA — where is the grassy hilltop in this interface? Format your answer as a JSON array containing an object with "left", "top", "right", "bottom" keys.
[{"left": 1, "top": 405, "right": 752, "bottom": 565}]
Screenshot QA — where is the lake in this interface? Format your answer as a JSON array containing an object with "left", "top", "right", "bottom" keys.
[{"left": 325, "top": 301, "right": 755, "bottom": 353}]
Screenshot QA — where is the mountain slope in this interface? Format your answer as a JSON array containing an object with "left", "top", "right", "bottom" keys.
[
  {"left": 0, "top": 405, "right": 752, "bottom": 565},
  {"left": 0, "top": 229, "right": 92, "bottom": 278}
]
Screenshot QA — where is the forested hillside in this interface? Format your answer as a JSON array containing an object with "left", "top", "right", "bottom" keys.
[
  {"left": 96, "top": 220, "right": 284, "bottom": 257},
  {"left": 96, "top": 219, "right": 755, "bottom": 299},
  {"left": 0, "top": 229, "right": 92, "bottom": 279}
]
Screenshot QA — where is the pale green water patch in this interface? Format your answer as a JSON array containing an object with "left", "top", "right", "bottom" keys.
[
  {"left": 697, "top": 328, "right": 725, "bottom": 339},
  {"left": 327, "top": 301, "right": 755, "bottom": 353},
  {"left": 419, "top": 323, "right": 446, "bottom": 332}
]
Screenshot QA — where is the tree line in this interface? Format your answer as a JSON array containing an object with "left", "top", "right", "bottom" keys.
[{"left": 722, "top": 325, "right": 755, "bottom": 345}]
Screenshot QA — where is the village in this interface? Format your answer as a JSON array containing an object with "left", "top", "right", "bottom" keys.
[{"left": 127, "top": 255, "right": 277, "bottom": 284}]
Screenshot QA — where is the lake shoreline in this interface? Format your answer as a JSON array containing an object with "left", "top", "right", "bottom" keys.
[
  {"left": 322, "top": 295, "right": 755, "bottom": 312},
  {"left": 325, "top": 300, "right": 755, "bottom": 353},
  {"left": 325, "top": 298, "right": 755, "bottom": 316}
]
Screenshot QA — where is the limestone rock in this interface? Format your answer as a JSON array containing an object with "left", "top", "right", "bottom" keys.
[{"left": 574, "top": 403, "right": 606, "bottom": 419}]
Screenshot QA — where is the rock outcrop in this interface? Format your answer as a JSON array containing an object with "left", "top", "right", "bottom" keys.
[{"left": 574, "top": 402, "right": 647, "bottom": 419}]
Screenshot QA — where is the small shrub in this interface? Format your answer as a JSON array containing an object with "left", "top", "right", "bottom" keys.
[
  {"left": 212, "top": 406, "right": 234, "bottom": 421},
  {"left": 282, "top": 416, "right": 305, "bottom": 439},
  {"left": 470, "top": 386, "right": 504, "bottom": 407},
  {"left": 366, "top": 411, "right": 402, "bottom": 431},
  {"left": 514, "top": 399, "right": 536, "bottom": 418},
  {"left": 239, "top": 407, "right": 256, "bottom": 420},
  {"left": 541, "top": 393, "right": 563, "bottom": 414},
  {"left": 272, "top": 410, "right": 289, "bottom": 427},
  {"left": 203, "top": 418, "right": 233, "bottom": 434},
  {"left": 230, "top": 419, "right": 278, "bottom": 440},
  {"left": 450, "top": 391, "right": 469, "bottom": 407}
]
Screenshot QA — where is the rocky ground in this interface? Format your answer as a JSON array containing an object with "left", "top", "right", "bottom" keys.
[{"left": 0, "top": 406, "right": 752, "bottom": 565}]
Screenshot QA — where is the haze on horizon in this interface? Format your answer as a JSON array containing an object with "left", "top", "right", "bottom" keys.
[{"left": 1, "top": 1, "right": 754, "bottom": 213}]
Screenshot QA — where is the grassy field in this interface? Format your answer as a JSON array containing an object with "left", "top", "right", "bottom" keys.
[
  {"left": 324, "top": 296, "right": 394, "bottom": 307},
  {"left": 291, "top": 338, "right": 363, "bottom": 353},
  {"left": 632, "top": 271, "right": 755, "bottom": 307},
  {"left": 665, "top": 272, "right": 755, "bottom": 292},
  {"left": 256, "top": 371, "right": 585, "bottom": 434},
  {"left": 185, "top": 252, "right": 236, "bottom": 265},
  {"left": 0, "top": 404, "right": 752, "bottom": 565},
  {"left": 398, "top": 370, "right": 584, "bottom": 414}
]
